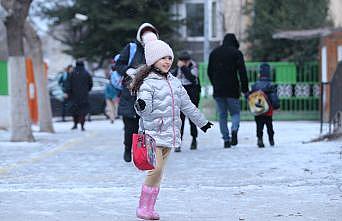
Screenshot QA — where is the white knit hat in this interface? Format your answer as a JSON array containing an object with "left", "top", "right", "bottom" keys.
[
  {"left": 144, "top": 40, "right": 174, "bottom": 66},
  {"left": 141, "top": 32, "right": 158, "bottom": 44}
]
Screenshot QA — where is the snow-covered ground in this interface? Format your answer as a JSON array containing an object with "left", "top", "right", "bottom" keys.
[{"left": 0, "top": 119, "right": 341, "bottom": 221}]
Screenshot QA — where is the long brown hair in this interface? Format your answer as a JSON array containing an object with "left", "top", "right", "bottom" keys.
[{"left": 130, "top": 65, "right": 152, "bottom": 95}]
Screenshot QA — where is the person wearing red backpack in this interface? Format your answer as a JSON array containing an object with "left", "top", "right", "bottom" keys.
[{"left": 130, "top": 40, "right": 213, "bottom": 220}]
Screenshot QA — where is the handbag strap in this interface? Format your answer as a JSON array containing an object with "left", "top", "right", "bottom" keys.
[{"left": 139, "top": 118, "right": 145, "bottom": 134}]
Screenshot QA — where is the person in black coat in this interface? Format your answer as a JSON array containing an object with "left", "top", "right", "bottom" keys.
[
  {"left": 171, "top": 51, "right": 201, "bottom": 152},
  {"left": 207, "top": 33, "right": 249, "bottom": 148},
  {"left": 65, "top": 60, "right": 93, "bottom": 131},
  {"left": 115, "top": 23, "right": 159, "bottom": 162}
]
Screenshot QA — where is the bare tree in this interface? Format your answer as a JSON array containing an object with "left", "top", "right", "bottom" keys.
[
  {"left": 24, "top": 21, "right": 54, "bottom": 133},
  {"left": 1, "top": 0, "right": 34, "bottom": 141}
]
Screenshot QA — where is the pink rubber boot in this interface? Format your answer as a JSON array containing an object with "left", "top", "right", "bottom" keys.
[
  {"left": 148, "top": 186, "right": 160, "bottom": 220},
  {"left": 136, "top": 185, "right": 150, "bottom": 219},
  {"left": 136, "top": 185, "right": 160, "bottom": 220}
]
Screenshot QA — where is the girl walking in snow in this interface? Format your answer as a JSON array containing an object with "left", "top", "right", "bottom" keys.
[{"left": 130, "top": 40, "right": 213, "bottom": 220}]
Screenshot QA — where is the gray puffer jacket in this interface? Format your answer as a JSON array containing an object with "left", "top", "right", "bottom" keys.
[{"left": 135, "top": 72, "right": 208, "bottom": 149}]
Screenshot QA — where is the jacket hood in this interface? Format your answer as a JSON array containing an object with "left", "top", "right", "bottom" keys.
[
  {"left": 259, "top": 63, "right": 271, "bottom": 81},
  {"left": 258, "top": 76, "right": 271, "bottom": 81},
  {"left": 136, "top": 23, "right": 159, "bottom": 44},
  {"left": 223, "top": 33, "right": 240, "bottom": 49}
]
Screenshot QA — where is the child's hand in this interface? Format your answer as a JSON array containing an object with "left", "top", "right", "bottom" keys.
[
  {"left": 135, "top": 99, "right": 146, "bottom": 111},
  {"left": 201, "top": 122, "right": 213, "bottom": 133}
]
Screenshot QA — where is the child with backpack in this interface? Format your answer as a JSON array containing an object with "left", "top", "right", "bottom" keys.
[
  {"left": 130, "top": 40, "right": 213, "bottom": 220},
  {"left": 250, "top": 63, "right": 280, "bottom": 148},
  {"left": 104, "top": 63, "right": 120, "bottom": 123}
]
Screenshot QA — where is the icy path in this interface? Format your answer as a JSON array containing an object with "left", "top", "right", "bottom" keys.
[{"left": 0, "top": 120, "right": 341, "bottom": 220}]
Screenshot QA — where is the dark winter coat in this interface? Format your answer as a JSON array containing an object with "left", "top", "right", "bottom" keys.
[
  {"left": 116, "top": 40, "right": 145, "bottom": 118},
  {"left": 207, "top": 33, "right": 249, "bottom": 98},
  {"left": 65, "top": 65, "right": 93, "bottom": 115},
  {"left": 171, "top": 60, "right": 201, "bottom": 105},
  {"left": 251, "top": 77, "right": 280, "bottom": 115},
  {"left": 116, "top": 23, "right": 158, "bottom": 119},
  {"left": 116, "top": 40, "right": 145, "bottom": 76}
]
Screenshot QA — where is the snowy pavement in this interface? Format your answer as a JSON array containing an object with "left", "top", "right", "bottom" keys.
[{"left": 0, "top": 119, "right": 341, "bottom": 221}]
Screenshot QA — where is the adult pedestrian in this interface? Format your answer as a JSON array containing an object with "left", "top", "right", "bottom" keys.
[
  {"left": 172, "top": 51, "right": 201, "bottom": 152},
  {"left": 104, "top": 65, "right": 120, "bottom": 124},
  {"left": 65, "top": 60, "right": 93, "bottom": 131},
  {"left": 116, "top": 23, "right": 159, "bottom": 162},
  {"left": 207, "top": 33, "right": 249, "bottom": 148},
  {"left": 58, "top": 65, "right": 73, "bottom": 122}
]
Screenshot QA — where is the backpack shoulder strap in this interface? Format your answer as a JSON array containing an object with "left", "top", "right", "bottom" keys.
[{"left": 128, "top": 42, "right": 137, "bottom": 65}]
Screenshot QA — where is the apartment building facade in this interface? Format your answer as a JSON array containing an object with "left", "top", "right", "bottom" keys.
[{"left": 172, "top": 0, "right": 251, "bottom": 62}]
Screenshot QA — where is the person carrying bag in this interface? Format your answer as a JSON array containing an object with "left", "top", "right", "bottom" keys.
[{"left": 130, "top": 40, "right": 213, "bottom": 220}]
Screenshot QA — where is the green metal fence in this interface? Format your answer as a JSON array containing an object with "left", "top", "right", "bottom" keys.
[
  {"left": 0, "top": 61, "right": 8, "bottom": 96},
  {"left": 198, "top": 61, "right": 320, "bottom": 121}
]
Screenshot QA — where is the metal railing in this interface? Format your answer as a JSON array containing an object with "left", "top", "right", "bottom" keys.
[
  {"left": 198, "top": 61, "right": 320, "bottom": 121},
  {"left": 330, "top": 62, "right": 342, "bottom": 133}
]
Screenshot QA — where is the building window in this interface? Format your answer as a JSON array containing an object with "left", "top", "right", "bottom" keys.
[
  {"left": 211, "top": 1, "right": 217, "bottom": 38},
  {"left": 186, "top": 3, "right": 204, "bottom": 37},
  {"left": 338, "top": 45, "right": 342, "bottom": 62}
]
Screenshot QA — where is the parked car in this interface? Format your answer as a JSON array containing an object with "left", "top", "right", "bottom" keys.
[{"left": 49, "top": 73, "right": 107, "bottom": 117}]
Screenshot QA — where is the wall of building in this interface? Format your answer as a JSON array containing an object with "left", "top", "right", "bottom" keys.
[
  {"left": 320, "top": 32, "right": 342, "bottom": 121},
  {"left": 171, "top": 0, "right": 224, "bottom": 62},
  {"left": 330, "top": 0, "right": 342, "bottom": 27},
  {"left": 221, "top": 0, "right": 252, "bottom": 54}
]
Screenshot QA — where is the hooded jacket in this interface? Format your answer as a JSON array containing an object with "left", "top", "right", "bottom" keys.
[
  {"left": 251, "top": 75, "right": 280, "bottom": 115},
  {"left": 116, "top": 23, "right": 159, "bottom": 118},
  {"left": 135, "top": 72, "right": 208, "bottom": 149},
  {"left": 65, "top": 62, "right": 93, "bottom": 115},
  {"left": 171, "top": 60, "right": 201, "bottom": 105},
  {"left": 207, "top": 33, "right": 249, "bottom": 98}
]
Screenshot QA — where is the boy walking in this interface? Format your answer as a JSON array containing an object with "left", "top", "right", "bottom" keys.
[
  {"left": 251, "top": 63, "right": 280, "bottom": 147},
  {"left": 172, "top": 51, "right": 201, "bottom": 152}
]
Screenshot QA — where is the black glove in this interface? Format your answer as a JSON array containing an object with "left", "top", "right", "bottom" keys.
[
  {"left": 200, "top": 122, "right": 213, "bottom": 133},
  {"left": 135, "top": 99, "right": 146, "bottom": 111}
]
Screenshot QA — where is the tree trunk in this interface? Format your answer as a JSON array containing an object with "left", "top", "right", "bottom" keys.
[
  {"left": 0, "top": 21, "right": 8, "bottom": 60},
  {"left": 8, "top": 56, "right": 34, "bottom": 141},
  {"left": 24, "top": 21, "right": 54, "bottom": 133},
  {"left": 3, "top": 0, "right": 34, "bottom": 141}
]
